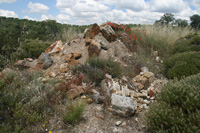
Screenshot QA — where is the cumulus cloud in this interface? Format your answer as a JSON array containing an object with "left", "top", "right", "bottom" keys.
[
  {"left": 23, "top": 2, "right": 49, "bottom": 13},
  {"left": 56, "top": 0, "right": 77, "bottom": 8},
  {"left": 23, "top": 15, "right": 36, "bottom": 21},
  {"left": 191, "top": 0, "right": 200, "bottom": 12},
  {"left": 0, "top": 0, "right": 16, "bottom": 4},
  {"left": 0, "top": 9, "right": 18, "bottom": 18},
  {"left": 54, "top": 0, "right": 199, "bottom": 25},
  {"left": 150, "top": 0, "right": 188, "bottom": 13},
  {"left": 41, "top": 14, "right": 71, "bottom": 24}
]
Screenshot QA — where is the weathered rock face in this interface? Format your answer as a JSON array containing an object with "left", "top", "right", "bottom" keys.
[
  {"left": 111, "top": 94, "right": 137, "bottom": 117},
  {"left": 14, "top": 58, "right": 36, "bottom": 70},
  {"left": 67, "top": 86, "right": 84, "bottom": 100},
  {"left": 37, "top": 52, "right": 53, "bottom": 69},
  {"left": 100, "top": 25, "right": 117, "bottom": 42},
  {"left": 65, "top": 53, "right": 82, "bottom": 62},
  {"left": 90, "top": 23, "right": 100, "bottom": 39},
  {"left": 97, "top": 40, "right": 108, "bottom": 50},
  {"left": 88, "top": 44, "right": 101, "bottom": 57},
  {"left": 60, "top": 63, "right": 68, "bottom": 73},
  {"left": 45, "top": 39, "right": 64, "bottom": 55},
  {"left": 101, "top": 22, "right": 123, "bottom": 31},
  {"left": 92, "top": 93, "right": 105, "bottom": 104},
  {"left": 84, "top": 23, "right": 100, "bottom": 39}
]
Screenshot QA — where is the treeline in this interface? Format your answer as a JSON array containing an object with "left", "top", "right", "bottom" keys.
[
  {"left": 0, "top": 17, "right": 89, "bottom": 70},
  {"left": 155, "top": 13, "right": 200, "bottom": 29}
]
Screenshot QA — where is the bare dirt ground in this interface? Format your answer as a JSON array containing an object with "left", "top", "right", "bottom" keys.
[{"left": 52, "top": 103, "right": 148, "bottom": 133}]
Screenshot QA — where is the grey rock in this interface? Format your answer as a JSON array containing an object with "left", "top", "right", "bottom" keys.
[
  {"left": 111, "top": 94, "right": 137, "bottom": 117},
  {"left": 97, "top": 40, "right": 108, "bottom": 50},
  {"left": 92, "top": 93, "right": 105, "bottom": 104},
  {"left": 37, "top": 52, "right": 53, "bottom": 69},
  {"left": 140, "top": 67, "right": 149, "bottom": 72},
  {"left": 116, "top": 121, "right": 122, "bottom": 126}
]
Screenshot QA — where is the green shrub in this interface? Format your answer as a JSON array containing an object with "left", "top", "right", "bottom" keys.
[
  {"left": 146, "top": 73, "right": 200, "bottom": 132},
  {"left": 171, "top": 33, "right": 200, "bottom": 55},
  {"left": 87, "top": 57, "right": 123, "bottom": 78},
  {"left": 63, "top": 101, "right": 85, "bottom": 124},
  {"left": 73, "top": 64, "right": 104, "bottom": 86},
  {"left": 164, "top": 51, "right": 200, "bottom": 79},
  {"left": 11, "top": 38, "right": 50, "bottom": 60},
  {"left": 0, "top": 72, "right": 57, "bottom": 132}
]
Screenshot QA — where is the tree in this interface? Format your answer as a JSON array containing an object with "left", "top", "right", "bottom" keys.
[
  {"left": 190, "top": 14, "right": 200, "bottom": 29},
  {"left": 174, "top": 19, "right": 188, "bottom": 27},
  {"left": 155, "top": 13, "right": 175, "bottom": 25}
]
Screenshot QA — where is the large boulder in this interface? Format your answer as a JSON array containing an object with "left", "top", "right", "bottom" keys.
[
  {"left": 37, "top": 52, "right": 53, "bottom": 69},
  {"left": 111, "top": 94, "right": 137, "bottom": 117},
  {"left": 100, "top": 24, "right": 117, "bottom": 42}
]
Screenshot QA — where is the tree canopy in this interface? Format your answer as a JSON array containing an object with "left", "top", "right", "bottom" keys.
[{"left": 190, "top": 14, "right": 200, "bottom": 29}]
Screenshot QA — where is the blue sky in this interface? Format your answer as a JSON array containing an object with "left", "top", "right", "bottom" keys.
[{"left": 0, "top": 0, "right": 199, "bottom": 25}]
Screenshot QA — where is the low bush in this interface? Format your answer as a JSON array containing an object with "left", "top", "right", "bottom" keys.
[
  {"left": 73, "top": 64, "right": 104, "bottom": 86},
  {"left": 63, "top": 101, "right": 85, "bottom": 125},
  {"left": 87, "top": 56, "right": 123, "bottom": 78},
  {"left": 11, "top": 38, "right": 50, "bottom": 60},
  {"left": 171, "top": 33, "right": 200, "bottom": 55},
  {"left": 146, "top": 73, "right": 200, "bottom": 132},
  {"left": 164, "top": 51, "right": 200, "bottom": 79},
  {"left": 0, "top": 72, "right": 57, "bottom": 132},
  {"left": 74, "top": 57, "right": 123, "bottom": 86}
]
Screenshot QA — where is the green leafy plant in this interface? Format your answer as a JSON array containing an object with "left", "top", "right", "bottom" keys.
[{"left": 146, "top": 73, "right": 200, "bottom": 132}]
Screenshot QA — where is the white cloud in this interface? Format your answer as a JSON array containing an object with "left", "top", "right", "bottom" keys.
[
  {"left": 56, "top": 0, "right": 111, "bottom": 25},
  {"left": 23, "top": 2, "right": 49, "bottom": 13},
  {"left": 126, "top": 9, "right": 163, "bottom": 24},
  {"left": 23, "top": 15, "right": 36, "bottom": 21},
  {"left": 114, "top": 0, "right": 148, "bottom": 12},
  {"left": 150, "top": 0, "right": 188, "bottom": 13},
  {"left": 0, "top": 9, "right": 18, "bottom": 18},
  {"left": 56, "top": 0, "right": 77, "bottom": 8},
  {"left": 41, "top": 14, "right": 71, "bottom": 24},
  {"left": 192, "top": 0, "right": 200, "bottom": 12},
  {"left": 0, "top": 0, "right": 16, "bottom": 4}
]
